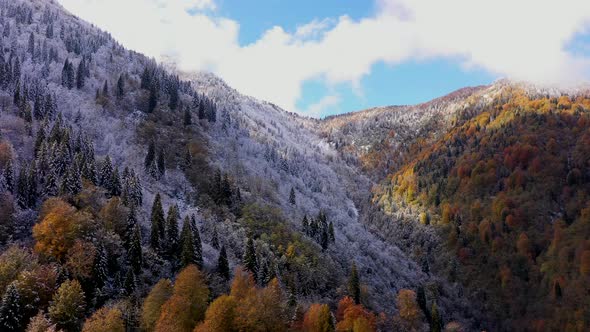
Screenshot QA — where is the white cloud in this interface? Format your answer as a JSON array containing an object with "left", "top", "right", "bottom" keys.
[
  {"left": 305, "top": 94, "right": 341, "bottom": 117},
  {"left": 58, "top": 0, "right": 590, "bottom": 116}
]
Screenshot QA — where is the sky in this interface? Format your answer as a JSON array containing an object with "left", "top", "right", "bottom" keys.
[{"left": 58, "top": 0, "right": 590, "bottom": 118}]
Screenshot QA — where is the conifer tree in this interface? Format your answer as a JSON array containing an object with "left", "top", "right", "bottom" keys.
[
  {"left": 181, "top": 148, "right": 192, "bottom": 171},
  {"left": 102, "top": 80, "right": 109, "bottom": 96},
  {"left": 183, "top": 107, "right": 192, "bottom": 126},
  {"left": 123, "top": 269, "right": 137, "bottom": 296},
  {"left": 349, "top": 262, "right": 360, "bottom": 304},
  {"left": 116, "top": 74, "right": 125, "bottom": 98},
  {"left": 128, "top": 224, "right": 143, "bottom": 274},
  {"left": 0, "top": 282, "right": 23, "bottom": 332},
  {"left": 144, "top": 141, "right": 155, "bottom": 171},
  {"left": 148, "top": 85, "right": 158, "bottom": 113},
  {"left": 156, "top": 150, "right": 165, "bottom": 178},
  {"left": 110, "top": 167, "right": 122, "bottom": 197},
  {"left": 16, "top": 167, "right": 29, "bottom": 208},
  {"left": 92, "top": 245, "right": 108, "bottom": 289},
  {"left": 124, "top": 206, "right": 138, "bottom": 248},
  {"left": 302, "top": 215, "right": 309, "bottom": 235},
  {"left": 180, "top": 217, "right": 196, "bottom": 268},
  {"left": 211, "top": 227, "right": 220, "bottom": 249},
  {"left": 243, "top": 237, "right": 258, "bottom": 277},
  {"left": 190, "top": 215, "right": 203, "bottom": 268},
  {"left": 99, "top": 156, "right": 114, "bottom": 191},
  {"left": 76, "top": 60, "right": 85, "bottom": 89},
  {"left": 430, "top": 302, "right": 443, "bottom": 332},
  {"left": 328, "top": 221, "right": 335, "bottom": 243},
  {"left": 217, "top": 246, "right": 230, "bottom": 280},
  {"left": 165, "top": 204, "right": 179, "bottom": 259},
  {"left": 150, "top": 193, "right": 165, "bottom": 252},
  {"left": 4, "top": 159, "right": 13, "bottom": 193},
  {"left": 289, "top": 187, "right": 296, "bottom": 205}
]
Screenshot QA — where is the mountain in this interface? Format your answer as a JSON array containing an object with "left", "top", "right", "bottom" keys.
[{"left": 0, "top": 0, "right": 588, "bottom": 331}]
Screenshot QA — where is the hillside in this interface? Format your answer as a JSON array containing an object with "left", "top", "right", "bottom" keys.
[
  {"left": 0, "top": 0, "right": 484, "bottom": 331},
  {"left": 374, "top": 85, "right": 590, "bottom": 330}
]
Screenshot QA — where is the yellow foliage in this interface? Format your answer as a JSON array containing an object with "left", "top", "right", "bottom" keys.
[{"left": 82, "top": 307, "right": 125, "bottom": 332}]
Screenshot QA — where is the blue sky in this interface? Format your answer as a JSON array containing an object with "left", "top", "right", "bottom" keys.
[{"left": 60, "top": 0, "right": 590, "bottom": 118}]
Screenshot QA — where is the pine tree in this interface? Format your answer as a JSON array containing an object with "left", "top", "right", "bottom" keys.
[
  {"left": 211, "top": 227, "right": 220, "bottom": 249},
  {"left": 221, "top": 174, "right": 232, "bottom": 206},
  {"left": 144, "top": 141, "right": 155, "bottom": 171},
  {"left": 124, "top": 206, "right": 138, "bottom": 248},
  {"left": 430, "top": 302, "right": 443, "bottom": 332},
  {"left": 128, "top": 224, "right": 143, "bottom": 274},
  {"left": 92, "top": 245, "right": 108, "bottom": 289},
  {"left": 61, "top": 162, "right": 82, "bottom": 196},
  {"left": 328, "top": 221, "right": 335, "bottom": 243},
  {"left": 183, "top": 107, "right": 192, "bottom": 126},
  {"left": 417, "top": 285, "right": 428, "bottom": 320},
  {"left": 150, "top": 193, "right": 165, "bottom": 252},
  {"left": 16, "top": 167, "right": 29, "bottom": 208},
  {"left": 302, "top": 215, "right": 309, "bottom": 235},
  {"left": 76, "top": 59, "right": 85, "bottom": 89},
  {"left": 148, "top": 85, "right": 158, "bottom": 113},
  {"left": 181, "top": 148, "right": 192, "bottom": 171},
  {"left": 169, "top": 85, "right": 179, "bottom": 111},
  {"left": 190, "top": 215, "right": 203, "bottom": 268},
  {"left": 0, "top": 282, "right": 23, "bottom": 331},
  {"left": 4, "top": 159, "right": 13, "bottom": 193},
  {"left": 243, "top": 237, "right": 258, "bottom": 277},
  {"left": 156, "top": 150, "right": 165, "bottom": 178},
  {"left": 99, "top": 156, "right": 114, "bottom": 191},
  {"left": 165, "top": 204, "right": 179, "bottom": 259},
  {"left": 289, "top": 187, "right": 296, "bottom": 205},
  {"left": 217, "top": 246, "right": 230, "bottom": 280},
  {"left": 116, "top": 74, "right": 125, "bottom": 98},
  {"left": 349, "top": 262, "right": 360, "bottom": 304},
  {"left": 102, "top": 80, "right": 109, "bottom": 96},
  {"left": 123, "top": 269, "right": 136, "bottom": 296},
  {"left": 180, "top": 216, "right": 196, "bottom": 268},
  {"left": 110, "top": 167, "right": 122, "bottom": 196}
]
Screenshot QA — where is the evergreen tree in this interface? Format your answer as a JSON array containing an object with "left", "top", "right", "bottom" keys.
[
  {"left": 197, "top": 99, "right": 205, "bottom": 120},
  {"left": 116, "top": 74, "right": 125, "bottom": 98},
  {"left": 76, "top": 59, "right": 85, "bottom": 89},
  {"left": 102, "top": 80, "right": 109, "bottom": 96},
  {"left": 99, "top": 156, "right": 114, "bottom": 191},
  {"left": 147, "top": 85, "right": 158, "bottom": 113},
  {"left": 430, "top": 302, "right": 443, "bottom": 332},
  {"left": 92, "top": 245, "right": 108, "bottom": 289},
  {"left": 43, "top": 170, "right": 59, "bottom": 197},
  {"left": 34, "top": 126, "right": 46, "bottom": 156},
  {"left": 128, "top": 224, "right": 143, "bottom": 274},
  {"left": 328, "top": 221, "right": 335, "bottom": 243},
  {"left": 349, "top": 262, "right": 360, "bottom": 304},
  {"left": 243, "top": 237, "right": 258, "bottom": 277},
  {"left": 183, "top": 107, "right": 192, "bottom": 126},
  {"left": 123, "top": 269, "right": 136, "bottom": 296},
  {"left": 0, "top": 282, "right": 23, "bottom": 331},
  {"left": 211, "top": 227, "right": 220, "bottom": 249},
  {"left": 165, "top": 204, "right": 179, "bottom": 259},
  {"left": 169, "top": 85, "right": 179, "bottom": 111},
  {"left": 190, "top": 215, "right": 203, "bottom": 268},
  {"left": 150, "top": 193, "right": 165, "bottom": 252},
  {"left": 15, "top": 167, "right": 29, "bottom": 208},
  {"left": 217, "top": 246, "right": 230, "bottom": 280},
  {"left": 110, "top": 167, "right": 122, "bottom": 196},
  {"left": 124, "top": 206, "right": 138, "bottom": 248},
  {"left": 61, "top": 162, "right": 82, "bottom": 196},
  {"left": 156, "top": 150, "right": 165, "bottom": 178},
  {"left": 320, "top": 228, "right": 329, "bottom": 250},
  {"left": 181, "top": 148, "right": 192, "bottom": 171},
  {"left": 417, "top": 285, "right": 428, "bottom": 320},
  {"left": 4, "top": 159, "right": 13, "bottom": 193},
  {"left": 144, "top": 141, "right": 155, "bottom": 171},
  {"left": 180, "top": 216, "right": 196, "bottom": 268},
  {"left": 289, "top": 187, "right": 296, "bottom": 205},
  {"left": 221, "top": 174, "right": 232, "bottom": 206},
  {"left": 302, "top": 215, "right": 309, "bottom": 235}
]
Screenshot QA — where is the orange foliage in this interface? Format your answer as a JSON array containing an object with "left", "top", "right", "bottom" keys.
[
  {"left": 33, "top": 199, "right": 93, "bottom": 262},
  {"left": 302, "top": 303, "right": 333, "bottom": 332},
  {"left": 335, "top": 297, "right": 376, "bottom": 332}
]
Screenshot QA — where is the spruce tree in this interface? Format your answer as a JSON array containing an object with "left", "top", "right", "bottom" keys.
[
  {"left": 243, "top": 237, "right": 258, "bottom": 277},
  {"left": 302, "top": 215, "right": 309, "bottom": 235},
  {"left": 144, "top": 141, "right": 155, "bottom": 171},
  {"left": 156, "top": 150, "right": 165, "bottom": 178},
  {"left": 4, "top": 160, "right": 13, "bottom": 193},
  {"left": 76, "top": 60, "right": 85, "bottom": 89},
  {"left": 349, "top": 262, "right": 360, "bottom": 304},
  {"left": 0, "top": 282, "right": 23, "bottom": 332},
  {"left": 211, "top": 227, "right": 220, "bottom": 249},
  {"left": 148, "top": 85, "right": 158, "bottom": 113},
  {"left": 150, "top": 193, "right": 165, "bottom": 252},
  {"left": 16, "top": 167, "right": 28, "bottom": 208},
  {"left": 190, "top": 215, "right": 203, "bottom": 268},
  {"left": 110, "top": 167, "right": 122, "bottom": 196},
  {"left": 179, "top": 217, "right": 195, "bottom": 268},
  {"left": 289, "top": 187, "right": 296, "bottom": 205},
  {"left": 123, "top": 269, "right": 136, "bottom": 296},
  {"left": 183, "top": 107, "right": 192, "bottom": 126},
  {"left": 116, "top": 74, "right": 125, "bottom": 98},
  {"left": 430, "top": 302, "right": 443, "bottom": 332},
  {"left": 99, "top": 156, "right": 114, "bottom": 191},
  {"left": 328, "top": 221, "right": 335, "bottom": 243},
  {"left": 128, "top": 224, "right": 143, "bottom": 274},
  {"left": 217, "top": 246, "right": 230, "bottom": 280},
  {"left": 165, "top": 204, "right": 179, "bottom": 259},
  {"left": 124, "top": 207, "right": 137, "bottom": 248},
  {"left": 417, "top": 285, "right": 428, "bottom": 320}
]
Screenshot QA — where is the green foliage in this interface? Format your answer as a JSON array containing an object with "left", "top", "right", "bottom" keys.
[{"left": 48, "top": 279, "right": 86, "bottom": 331}]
